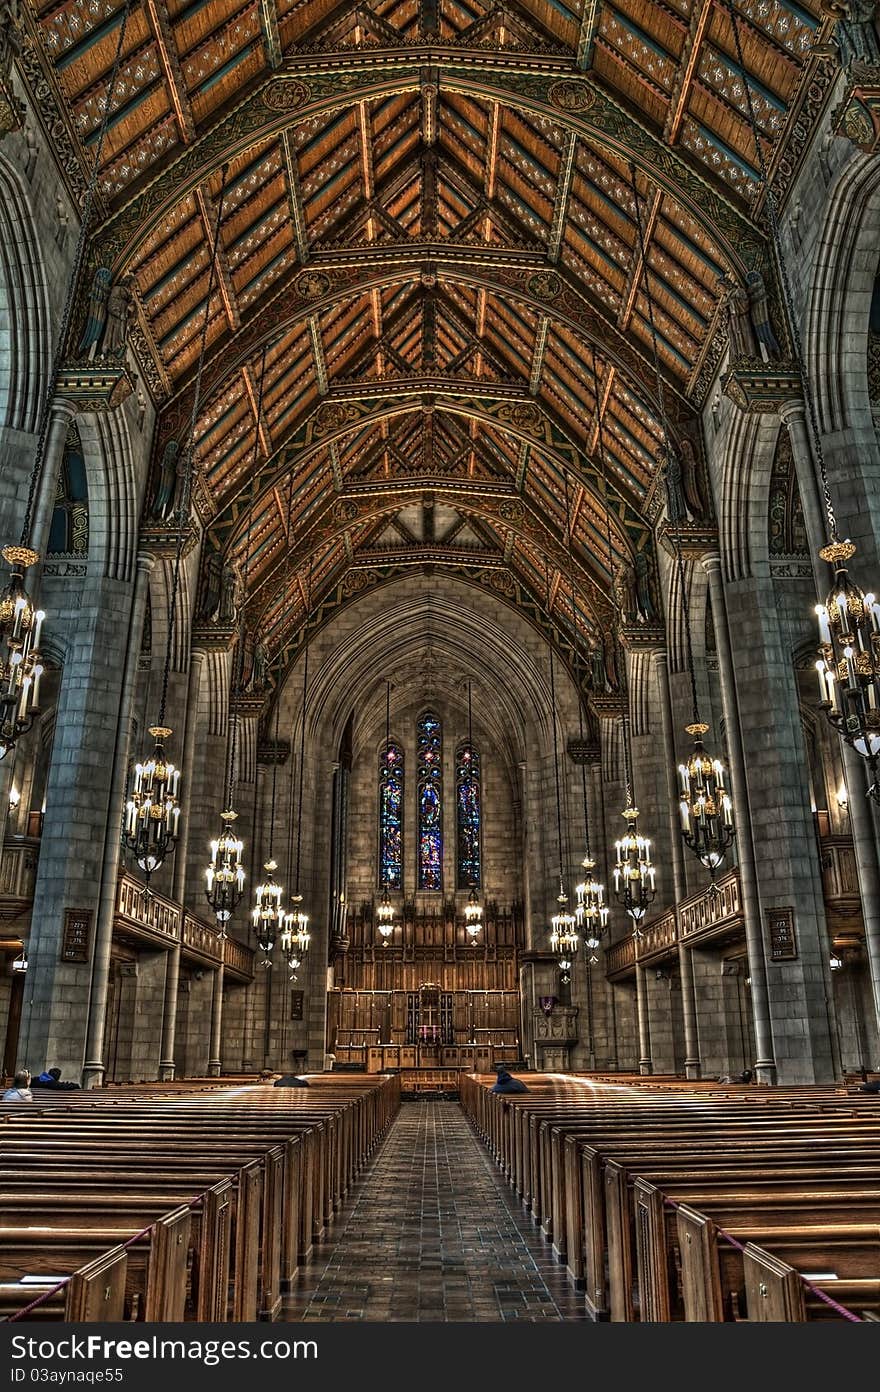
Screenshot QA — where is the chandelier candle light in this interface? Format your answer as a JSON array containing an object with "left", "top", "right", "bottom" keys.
[
  {"left": 628, "top": 157, "right": 736, "bottom": 876},
  {"left": 0, "top": 548, "right": 44, "bottom": 759},
  {"left": 377, "top": 680, "right": 395, "bottom": 944},
  {"left": 563, "top": 463, "right": 608, "bottom": 960},
  {"left": 281, "top": 561, "right": 314, "bottom": 980},
  {"left": 463, "top": 679, "right": 482, "bottom": 941},
  {"left": 204, "top": 349, "right": 269, "bottom": 929}
]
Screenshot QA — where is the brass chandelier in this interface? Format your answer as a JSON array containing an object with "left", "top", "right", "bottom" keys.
[
  {"left": 281, "top": 563, "right": 314, "bottom": 981},
  {"left": 629, "top": 161, "right": 736, "bottom": 875},
  {"left": 463, "top": 679, "right": 482, "bottom": 941},
  {"left": 205, "top": 351, "right": 266, "bottom": 929},
  {"left": 377, "top": 680, "right": 395, "bottom": 944}
]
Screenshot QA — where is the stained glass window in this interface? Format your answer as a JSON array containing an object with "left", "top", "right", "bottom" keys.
[
  {"left": 417, "top": 711, "right": 442, "bottom": 890},
  {"left": 378, "top": 742, "right": 403, "bottom": 889},
  {"left": 456, "top": 743, "right": 481, "bottom": 890}
]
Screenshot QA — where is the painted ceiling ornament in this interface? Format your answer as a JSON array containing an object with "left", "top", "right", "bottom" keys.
[
  {"left": 315, "top": 400, "right": 360, "bottom": 435},
  {"left": 526, "top": 269, "right": 562, "bottom": 301},
  {"left": 332, "top": 498, "right": 359, "bottom": 525},
  {"left": 498, "top": 499, "right": 524, "bottom": 523},
  {"left": 263, "top": 79, "right": 311, "bottom": 112},
  {"left": 499, "top": 400, "right": 542, "bottom": 433},
  {"left": 548, "top": 79, "right": 596, "bottom": 113},
  {"left": 294, "top": 268, "right": 331, "bottom": 301}
]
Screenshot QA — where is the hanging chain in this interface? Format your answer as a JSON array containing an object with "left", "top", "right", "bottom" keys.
[
  {"left": 546, "top": 555, "right": 566, "bottom": 889},
  {"left": 225, "top": 344, "right": 269, "bottom": 810},
  {"left": 21, "top": 0, "right": 134, "bottom": 549},
  {"left": 627, "top": 161, "right": 702, "bottom": 728},
  {"left": 563, "top": 468, "right": 593, "bottom": 856},
  {"left": 381, "top": 679, "right": 391, "bottom": 895},
  {"left": 725, "top": 0, "right": 837, "bottom": 543},
  {"left": 293, "top": 557, "right": 314, "bottom": 896},
  {"left": 466, "top": 679, "right": 476, "bottom": 876},
  {"left": 589, "top": 347, "right": 634, "bottom": 806},
  {"left": 267, "top": 451, "right": 297, "bottom": 865},
  {"left": 158, "top": 167, "right": 230, "bottom": 729}
]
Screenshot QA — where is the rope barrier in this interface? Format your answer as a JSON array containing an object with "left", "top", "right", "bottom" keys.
[{"left": 660, "top": 1193, "right": 863, "bottom": 1322}]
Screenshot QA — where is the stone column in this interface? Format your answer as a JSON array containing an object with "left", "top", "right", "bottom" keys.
[
  {"left": 16, "top": 577, "right": 139, "bottom": 1080},
  {"left": 207, "top": 962, "right": 225, "bottom": 1076},
  {"left": 635, "top": 960, "right": 652, "bottom": 1074},
  {"left": 30, "top": 400, "right": 77, "bottom": 563},
  {"left": 782, "top": 402, "right": 880, "bottom": 1054},
  {"left": 778, "top": 401, "right": 827, "bottom": 583},
  {"left": 82, "top": 552, "right": 155, "bottom": 1088},
  {"left": 158, "top": 648, "right": 206, "bottom": 1080},
  {"left": 702, "top": 553, "right": 776, "bottom": 1083},
  {"left": 653, "top": 650, "right": 701, "bottom": 1078},
  {"left": 517, "top": 760, "right": 533, "bottom": 948}
]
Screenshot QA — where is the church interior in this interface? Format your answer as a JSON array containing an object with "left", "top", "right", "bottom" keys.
[{"left": 0, "top": 0, "right": 879, "bottom": 1328}]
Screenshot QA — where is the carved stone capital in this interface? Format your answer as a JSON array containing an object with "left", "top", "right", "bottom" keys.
[
  {"left": 832, "top": 69, "right": 880, "bottom": 152},
  {"left": 567, "top": 737, "right": 601, "bottom": 765},
  {"left": 257, "top": 739, "right": 291, "bottom": 766},
  {"left": 721, "top": 359, "right": 802, "bottom": 415},
  {"left": 55, "top": 361, "right": 135, "bottom": 413},
  {"left": 618, "top": 621, "right": 666, "bottom": 653},
  {"left": 138, "top": 521, "right": 199, "bottom": 561},
  {"left": 189, "top": 622, "right": 236, "bottom": 653},
  {"left": 656, "top": 520, "right": 720, "bottom": 561},
  {"left": 0, "top": 76, "right": 24, "bottom": 137}
]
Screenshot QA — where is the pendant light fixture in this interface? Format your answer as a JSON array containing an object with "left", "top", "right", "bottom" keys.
[
  {"left": 205, "top": 347, "right": 268, "bottom": 928},
  {"left": 563, "top": 468, "right": 608, "bottom": 961},
  {"left": 124, "top": 165, "right": 230, "bottom": 887},
  {"left": 376, "top": 680, "right": 395, "bottom": 944},
  {"left": 280, "top": 561, "right": 313, "bottom": 979},
  {"left": 463, "top": 680, "right": 483, "bottom": 942},
  {"left": 627, "top": 163, "right": 736, "bottom": 876},
  {"left": 591, "top": 327, "right": 656, "bottom": 928},
  {"left": 545, "top": 557, "right": 579, "bottom": 980},
  {"left": 0, "top": 2, "right": 138, "bottom": 762},
  {"left": 724, "top": 1, "right": 880, "bottom": 797}
]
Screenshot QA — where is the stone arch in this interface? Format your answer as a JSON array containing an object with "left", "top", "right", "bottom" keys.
[
  {"left": 805, "top": 150, "right": 880, "bottom": 560},
  {"left": 0, "top": 151, "right": 50, "bottom": 435}
]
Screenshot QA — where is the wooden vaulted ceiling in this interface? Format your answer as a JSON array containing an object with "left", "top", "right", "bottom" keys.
[{"left": 29, "top": 0, "right": 828, "bottom": 657}]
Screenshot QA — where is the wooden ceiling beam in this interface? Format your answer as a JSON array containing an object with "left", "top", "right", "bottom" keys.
[
  {"left": 576, "top": 0, "right": 602, "bottom": 70},
  {"left": 195, "top": 186, "right": 240, "bottom": 332},
  {"left": 258, "top": 0, "right": 284, "bottom": 70},
  {"left": 144, "top": 0, "right": 196, "bottom": 144},
  {"left": 618, "top": 187, "right": 662, "bottom": 331},
  {"left": 242, "top": 361, "right": 272, "bottom": 457},
  {"left": 529, "top": 316, "right": 549, "bottom": 397},
  {"left": 308, "top": 315, "right": 329, "bottom": 395},
  {"left": 280, "top": 129, "right": 310, "bottom": 263},
  {"left": 664, "top": 0, "right": 714, "bottom": 146},
  {"left": 547, "top": 130, "right": 576, "bottom": 265}
]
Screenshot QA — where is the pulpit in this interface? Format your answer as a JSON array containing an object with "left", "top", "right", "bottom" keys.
[{"left": 532, "top": 1002, "right": 579, "bottom": 1072}]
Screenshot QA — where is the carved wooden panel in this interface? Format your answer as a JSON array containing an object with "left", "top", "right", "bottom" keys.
[{"left": 65, "top": 1246, "right": 127, "bottom": 1322}]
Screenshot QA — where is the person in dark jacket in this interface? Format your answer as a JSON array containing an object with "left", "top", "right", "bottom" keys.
[
  {"left": 273, "top": 1075, "right": 310, "bottom": 1087},
  {"left": 490, "top": 1068, "right": 528, "bottom": 1094},
  {"left": 32, "top": 1067, "right": 79, "bottom": 1090}
]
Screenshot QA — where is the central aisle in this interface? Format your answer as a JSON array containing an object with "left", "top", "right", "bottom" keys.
[{"left": 283, "top": 1099, "right": 588, "bottom": 1322}]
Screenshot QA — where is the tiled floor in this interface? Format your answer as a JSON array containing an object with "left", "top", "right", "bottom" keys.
[{"left": 282, "top": 1099, "right": 589, "bottom": 1322}]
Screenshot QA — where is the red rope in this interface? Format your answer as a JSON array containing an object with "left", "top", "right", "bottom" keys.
[
  {"left": 7, "top": 1189, "right": 211, "bottom": 1321},
  {"left": 662, "top": 1193, "right": 862, "bottom": 1321}
]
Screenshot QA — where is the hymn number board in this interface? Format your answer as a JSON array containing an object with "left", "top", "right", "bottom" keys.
[
  {"left": 767, "top": 907, "right": 797, "bottom": 961},
  {"left": 61, "top": 908, "right": 93, "bottom": 963}
]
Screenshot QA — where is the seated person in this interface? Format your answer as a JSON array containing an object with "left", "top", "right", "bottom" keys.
[
  {"left": 858, "top": 1079, "right": 880, "bottom": 1093},
  {"left": 3, "top": 1070, "right": 33, "bottom": 1102},
  {"left": 273, "top": 1074, "right": 310, "bottom": 1087},
  {"left": 491, "top": 1067, "right": 528, "bottom": 1095},
  {"left": 32, "top": 1067, "right": 80, "bottom": 1090}
]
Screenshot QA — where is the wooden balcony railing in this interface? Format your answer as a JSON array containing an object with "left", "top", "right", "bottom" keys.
[
  {"left": 604, "top": 936, "right": 636, "bottom": 976},
  {"left": 0, "top": 839, "right": 40, "bottom": 920},
  {"left": 678, "top": 868, "right": 742, "bottom": 942},
  {"left": 116, "top": 872, "right": 254, "bottom": 980}
]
